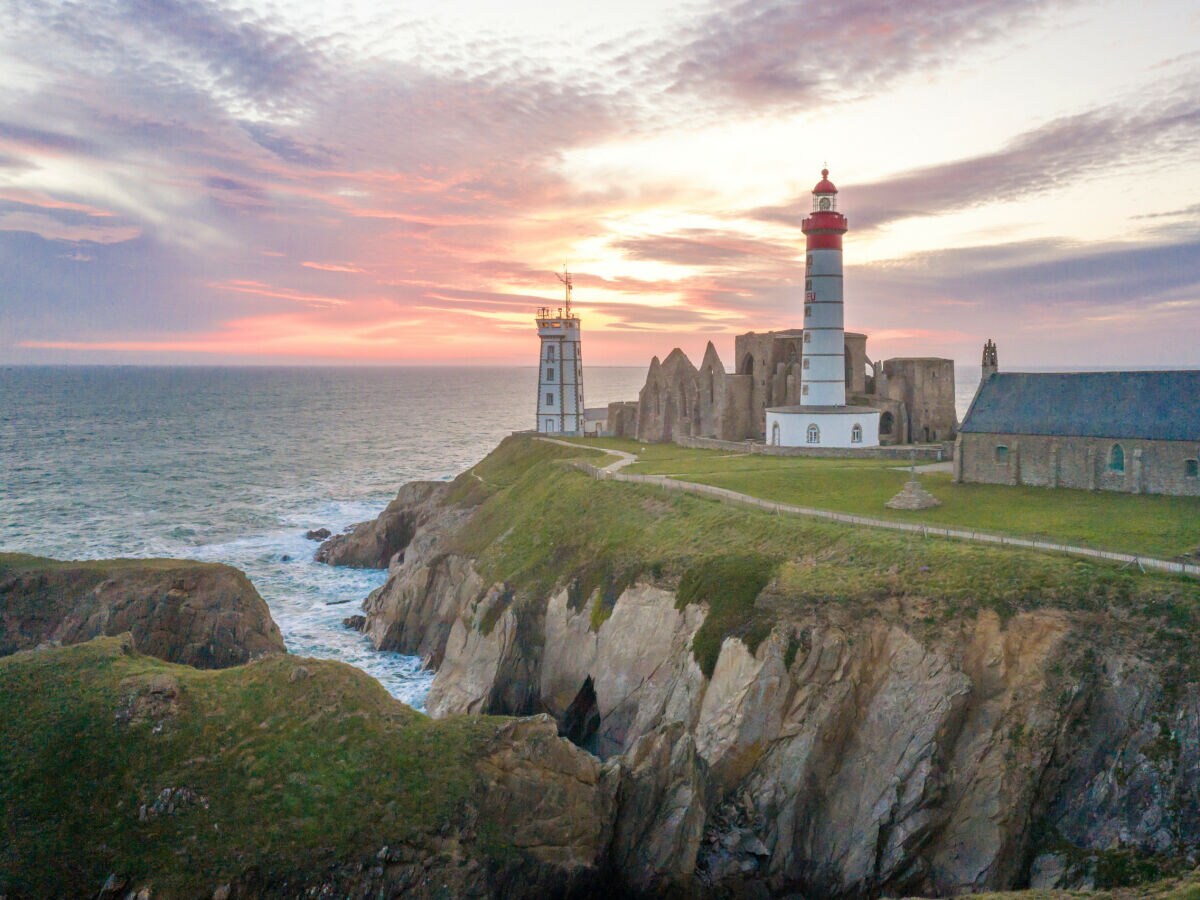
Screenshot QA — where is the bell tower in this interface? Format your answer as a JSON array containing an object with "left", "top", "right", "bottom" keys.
[
  {"left": 535, "top": 268, "right": 584, "bottom": 435},
  {"left": 981, "top": 338, "right": 998, "bottom": 382}
]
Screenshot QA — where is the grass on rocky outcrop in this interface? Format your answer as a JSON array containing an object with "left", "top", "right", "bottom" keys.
[
  {"left": 0, "top": 552, "right": 237, "bottom": 574},
  {"left": 449, "top": 436, "right": 1200, "bottom": 672},
  {"left": 557, "top": 438, "right": 1200, "bottom": 561},
  {"left": 0, "top": 637, "right": 502, "bottom": 898}
]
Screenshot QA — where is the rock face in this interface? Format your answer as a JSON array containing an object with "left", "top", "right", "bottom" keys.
[
  {"left": 315, "top": 481, "right": 452, "bottom": 568},
  {"left": 0, "top": 554, "right": 285, "bottom": 667},
  {"left": 325, "top": 473, "right": 1200, "bottom": 897}
]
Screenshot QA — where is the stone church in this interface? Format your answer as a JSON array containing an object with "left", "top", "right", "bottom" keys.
[
  {"left": 955, "top": 343, "right": 1200, "bottom": 497},
  {"left": 608, "top": 331, "right": 957, "bottom": 446}
]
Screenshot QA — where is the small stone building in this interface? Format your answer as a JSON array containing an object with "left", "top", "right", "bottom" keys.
[{"left": 955, "top": 371, "right": 1200, "bottom": 496}]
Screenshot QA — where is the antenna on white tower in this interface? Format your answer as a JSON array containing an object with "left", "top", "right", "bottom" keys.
[{"left": 556, "top": 264, "right": 573, "bottom": 317}]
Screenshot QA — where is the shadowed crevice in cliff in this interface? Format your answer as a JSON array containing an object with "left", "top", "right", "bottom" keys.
[{"left": 559, "top": 676, "right": 602, "bottom": 755}]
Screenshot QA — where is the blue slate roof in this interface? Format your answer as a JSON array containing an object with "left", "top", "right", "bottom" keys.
[{"left": 960, "top": 371, "right": 1200, "bottom": 442}]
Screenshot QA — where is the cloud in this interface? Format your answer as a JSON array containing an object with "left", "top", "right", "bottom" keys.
[
  {"left": 660, "top": 0, "right": 1054, "bottom": 108},
  {"left": 754, "top": 98, "right": 1200, "bottom": 231},
  {"left": 613, "top": 229, "right": 798, "bottom": 267}
]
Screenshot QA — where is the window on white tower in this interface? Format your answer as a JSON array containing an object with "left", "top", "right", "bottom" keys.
[
  {"left": 546, "top": 392, "right": 554, "bottom": 406},
  {"left": 803, "top": 358, "right": 810, "bottom": 369},
  {"left": 804, "top": 332, "right": 811, "bottom": 343},
  {"left": 546, "top": 368, "right": 555, "bottom": 381},
  {"left": 546, "top": 346, "right": 556, "bottom": 361}
]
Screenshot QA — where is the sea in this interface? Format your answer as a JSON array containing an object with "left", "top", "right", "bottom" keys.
[{"left": 0, "top": 364, "right": 985, "bottom": 708}]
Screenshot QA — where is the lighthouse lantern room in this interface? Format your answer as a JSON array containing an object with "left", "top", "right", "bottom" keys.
[{"left": 535, "top": 269, "right": 585, "bottom": 435}]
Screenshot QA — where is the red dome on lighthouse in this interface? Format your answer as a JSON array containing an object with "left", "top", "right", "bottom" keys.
[{"left": 813, "top": 168, "right": 837, "bottom": 193}]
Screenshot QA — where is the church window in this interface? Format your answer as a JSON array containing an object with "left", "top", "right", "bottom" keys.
[
  {"left": 546, "top": 367, "right": 555, "bottom": 381},
  {"left": 546, "top": 392, "right": 555, "bottom": 406},
  {"left": 995, "top": 445, "right": 1009, "bottom": 462},
  {"left": 807, "top": 424, "right": 820, "bottom": 444},
  {"left": 771, "top": 422, "right": 780, "bottom": 446},
  {"left": 803, "top": 358, "right": 810, "bottom": 370},
  {"left": 851, "top": 423, "right": 862, "bottom": 443},
  {"left": 1108, "top": 443, "right": 1125, "bottom": 473},
  {"left": 546, "top": 346, "right": 555, "bottom": 361},
  {"left": 1186, "top": 459, "right": 1198, "bottom": 478}
]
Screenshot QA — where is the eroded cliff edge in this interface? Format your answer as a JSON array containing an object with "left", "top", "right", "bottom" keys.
[{"left": 327, "top": 435, "right": 1200, "bottom": 897}]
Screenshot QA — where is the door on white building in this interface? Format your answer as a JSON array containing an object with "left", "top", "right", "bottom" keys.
[{"left": 544, "top": 419, "right": 557, "bottom": 432}]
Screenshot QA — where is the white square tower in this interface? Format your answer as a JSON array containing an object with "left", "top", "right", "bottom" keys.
[{"left": 536, "top": 270, "right": 584, "bottom": 435}]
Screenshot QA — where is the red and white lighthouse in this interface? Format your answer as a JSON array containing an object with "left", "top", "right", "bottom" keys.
[
  {"left": 799, "top": 168, "right": 848, "bottom": 407},
  {"left": 765, "top": 168, "right": 879, "bottom": 448}
]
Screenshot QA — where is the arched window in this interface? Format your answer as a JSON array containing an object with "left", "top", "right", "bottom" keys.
[
  {"left": 879, "top": 412, "right": 894, "bottom": 435},
  {"left": 995, "top": 445, "right": 1008, "bottom": 462},
  {"left": 1109, "top": 443, "right": 1125, "bottom": 473},
  {"left": 851, "top": 423, "right": 862, "bottom": 443},
  {"left": 740, "top": 354, "right": 755, "bottom": 376},
  {"left": 771, "top": 422, "right": 780, "bottom": 446},
  {"left": 806, "top": 423, "right": 820, "bottom": 444}
]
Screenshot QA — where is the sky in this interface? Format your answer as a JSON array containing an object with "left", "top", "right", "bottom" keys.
[{"left": 2, "top": 0, "right": 1199, "bottom": 368}]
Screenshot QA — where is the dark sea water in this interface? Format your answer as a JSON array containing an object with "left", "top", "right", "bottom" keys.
[{"left": 0, "top": 366, "right": 646, "bottom": 707}]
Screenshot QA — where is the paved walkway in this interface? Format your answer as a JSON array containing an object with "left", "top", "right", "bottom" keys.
[{"left": 535, "top": 438, "right": 1200, "bottom": 580}]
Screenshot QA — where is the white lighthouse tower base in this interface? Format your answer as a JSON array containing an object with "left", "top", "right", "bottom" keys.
[{"left": 766, "top": 406, "right": 880, "bottom": 449}]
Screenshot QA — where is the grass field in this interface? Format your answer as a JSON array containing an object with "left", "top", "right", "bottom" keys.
[
  {"left": 447, "top": 436, "right": 1200, "bottom": 677},
  {"left": 558, "top": 437, "right": 1200, "bottom": 561}
]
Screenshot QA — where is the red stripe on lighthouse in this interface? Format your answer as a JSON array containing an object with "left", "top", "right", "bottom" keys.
[{"left": 806, "top": 233, "right": 842, "bottom": 250}]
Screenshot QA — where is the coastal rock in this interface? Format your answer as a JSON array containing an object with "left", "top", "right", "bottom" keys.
[
  {"left": 475, "top": 715, "right": 616, "bottom": 870},
  {"left": 315, "top": 481, "right": 451, "bottom": 568},
  {"left": 0, "top": 554, "right": 285, "bottom": 668},
  {"left": 609, "top": 721, "right": 707, "bottom": 893},
  {"left": 305, "top": 527, "right": 331, "bottom": 541}
]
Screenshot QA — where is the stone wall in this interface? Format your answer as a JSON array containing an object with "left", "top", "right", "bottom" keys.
[
  {"left": 677, "top": 433, "right": 953, "bottom": 460},
  {"left": 880, "top": 358, "right": 958, "bottom": 443},
  {"left": 606, "top": 402, "right": 639, "bottom": 439},
  {"left": 957, "top": 432, "right": 1200, "bottom": 497}
]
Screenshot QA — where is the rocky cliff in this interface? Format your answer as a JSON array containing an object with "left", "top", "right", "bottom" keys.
[
  {"left": 330, "top": 435, "right": 1200, "bottom": 897},
  {"left": 315, "top": 481, "right": 458, "bottom": 568},
  {"left": 0, "top": 553, "right": 285, "bottom": 667}
]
